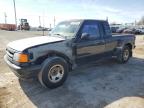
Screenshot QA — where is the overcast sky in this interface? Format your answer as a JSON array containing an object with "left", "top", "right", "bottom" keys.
[{"left": 0, "top": 0, "right": 144, "bottom": 27}]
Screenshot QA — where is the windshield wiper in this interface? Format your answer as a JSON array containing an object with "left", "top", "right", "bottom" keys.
[
  {"left": 54, "top": 33, "right": 62, "bottom": 36},
  {"left": 53, "top": 33, "right": 66, "bottom": 38}
]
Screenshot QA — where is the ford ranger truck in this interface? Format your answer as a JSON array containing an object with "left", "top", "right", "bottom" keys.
[{"left": 4, "top": 19, "right": 135, "bottom": 88}]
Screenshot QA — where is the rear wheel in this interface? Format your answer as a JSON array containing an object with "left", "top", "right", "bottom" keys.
[
  {"left": 38, "top": 57, "right": 68, "bottom": 89},
  {"left": 117, "top": 46, "right": 131, "bottom": 63}
]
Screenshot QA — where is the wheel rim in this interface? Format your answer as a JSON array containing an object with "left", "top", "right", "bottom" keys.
[
  {"left": 48, "top": 64, "right": 64, "bottom": 83},
  {"left": 123, "top": 49, "right": 129, "bottom": 61}
]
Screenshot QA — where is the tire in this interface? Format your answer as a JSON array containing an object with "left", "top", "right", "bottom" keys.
[
  {"left": 117, "top": 46, "right": 131, "bottom": 63},
  {"left": 38, "top": 57, "right": 69, "bottom": 89}
]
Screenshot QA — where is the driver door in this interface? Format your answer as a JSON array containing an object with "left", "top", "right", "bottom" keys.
[{"left": 75, "top": 21, "right": 105, "bottom": 60}]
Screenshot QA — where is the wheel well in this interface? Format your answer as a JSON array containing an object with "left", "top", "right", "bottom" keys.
[
  {"left": 125, "top": 43, "right": 132, "bottom": 50},
  {"left": 113, "top": 43, "right": 133, "bottom": 57},
  {"left": 35, "top": 52, "right": 72, "bottom": 70},
  {"left": 125, "top": 43, "right": 132, "bottom": 56}
]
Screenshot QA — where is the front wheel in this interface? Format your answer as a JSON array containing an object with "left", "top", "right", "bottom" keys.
[
  {"left": 117, "top": 46, "right": 131, "bottom": 63},
  {"left": 38, "top": 57, "right": 69, "bottom": 89}
]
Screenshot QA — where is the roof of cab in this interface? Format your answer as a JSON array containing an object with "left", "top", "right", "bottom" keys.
[{"left": 62, "top": 19, "right": 107, "bottom": 23}]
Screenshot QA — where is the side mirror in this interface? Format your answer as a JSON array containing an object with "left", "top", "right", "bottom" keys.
[{"left": 81, "top": 33, "right": 89, "bottom": 40}]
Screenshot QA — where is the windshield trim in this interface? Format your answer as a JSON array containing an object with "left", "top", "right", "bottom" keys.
[
  {"left": 73, "top": 20, "right": 84, "bottom": 39},
  {"left": 50, "top": 20, "right": 83, "bottom": 39}
]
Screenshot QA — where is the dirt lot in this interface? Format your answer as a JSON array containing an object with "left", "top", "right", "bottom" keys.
[{"left": 0, "top": 30, "right": 144, "bottom": 108}]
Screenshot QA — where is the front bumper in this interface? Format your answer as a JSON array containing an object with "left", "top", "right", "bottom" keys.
[{"left": 4, "top": 55, "right": 41, "bottom": 79}]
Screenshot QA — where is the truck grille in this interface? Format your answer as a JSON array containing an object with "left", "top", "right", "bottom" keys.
[{"left": 6, "top": 47, "right": 15, "bottom": 62}]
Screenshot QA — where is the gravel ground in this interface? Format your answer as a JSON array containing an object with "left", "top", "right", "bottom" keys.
[{"left": 0, "top": 30, "right": 144, "bottom": 108}]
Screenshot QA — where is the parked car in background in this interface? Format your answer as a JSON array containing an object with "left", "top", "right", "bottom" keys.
[
  {"left": 133, "top": 28, "right": 142, "bottom": 34},
  {"left": 37, "top": 27, "right": 51, "bottom": 31},
  {"left": 123, "top": 28, "right": 142, "bottom": 34},
  {"left": 116, "top": 27, "right": 126, "bottom": 33},
  {"left": 137, "top": 28, "right": 144, "bottom": 34},
  {"left": 122, "top": 28, "right": 144, "bottom": 35},
  {"left": 110, "top": 26, "right": 119, "bottom": 33},
  {"left": 123, "top": 28, "right": 133, "bottom": 34}
]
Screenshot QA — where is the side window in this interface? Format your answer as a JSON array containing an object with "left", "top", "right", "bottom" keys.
[
  {"left": 103, "top": 22, "right": 111, "bottom": 37},
  {"left": 81, "top": 23, "right": 100, "bottom": 40}
]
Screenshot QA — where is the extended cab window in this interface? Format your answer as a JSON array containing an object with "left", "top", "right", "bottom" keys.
[
  {"left": 103, "top": 22, "right": 111, "bottom": 37},
  {"left": 81, "top": 22, "right": 100, "bottom": 40}
]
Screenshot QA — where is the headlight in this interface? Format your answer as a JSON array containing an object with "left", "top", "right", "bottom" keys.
[{"left": 13, "top": 53, "right": 29, "bottom": 63}]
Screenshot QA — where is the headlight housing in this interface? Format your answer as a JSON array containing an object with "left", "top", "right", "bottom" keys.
[{"left": 13, "top": 53, "right": 29, "bottom": 63}]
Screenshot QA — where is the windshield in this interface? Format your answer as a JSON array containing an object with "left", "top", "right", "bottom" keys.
[{"left": 50, "top": 21, "right": 81, "bottom": 39}]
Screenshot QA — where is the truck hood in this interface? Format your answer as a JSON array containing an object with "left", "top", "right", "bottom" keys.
[{"left": 7, "top": 36, "right": 65, "bottom": 51}]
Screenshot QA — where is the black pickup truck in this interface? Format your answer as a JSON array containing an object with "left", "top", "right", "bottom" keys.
[{"left": 4, "top": 19, "right": 135, "bottom": 88}]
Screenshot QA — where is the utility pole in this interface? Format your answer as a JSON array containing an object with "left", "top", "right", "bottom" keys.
[
  {"left": 42, "top": 14, "right": 45, "bottom": 36},
  {"left": 39, "top": 16, "right": 41, "bottom": 27},
  {"left": 50, "top": 24, "right": 51, "bottom": 29},
  {"left": 13, "top": 0, "right": 17, "bottom": 28},
  {"left": 135, "top": 20, "right": 137, "bottom": 26},
  {"left": 54, "top": 16, "right": 55, "bottom": 27},
  {"left": 106, "top": 16, "right": 108, "bottom": 22},
  {"left": 4, "top": 12, "right": 7, "bottom": 24}
]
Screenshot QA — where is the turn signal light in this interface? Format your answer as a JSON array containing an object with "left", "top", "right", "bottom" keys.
[
  {"left": 18, "top": 54, "right": 29, "bottom": 62},
  {"left": 14, "top": 53, "right": 29, "bottom": 63}
]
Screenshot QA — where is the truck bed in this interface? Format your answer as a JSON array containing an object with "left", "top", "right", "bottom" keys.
[{"left": 112, "top": 34, "right": 135, "bottom": 41}]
